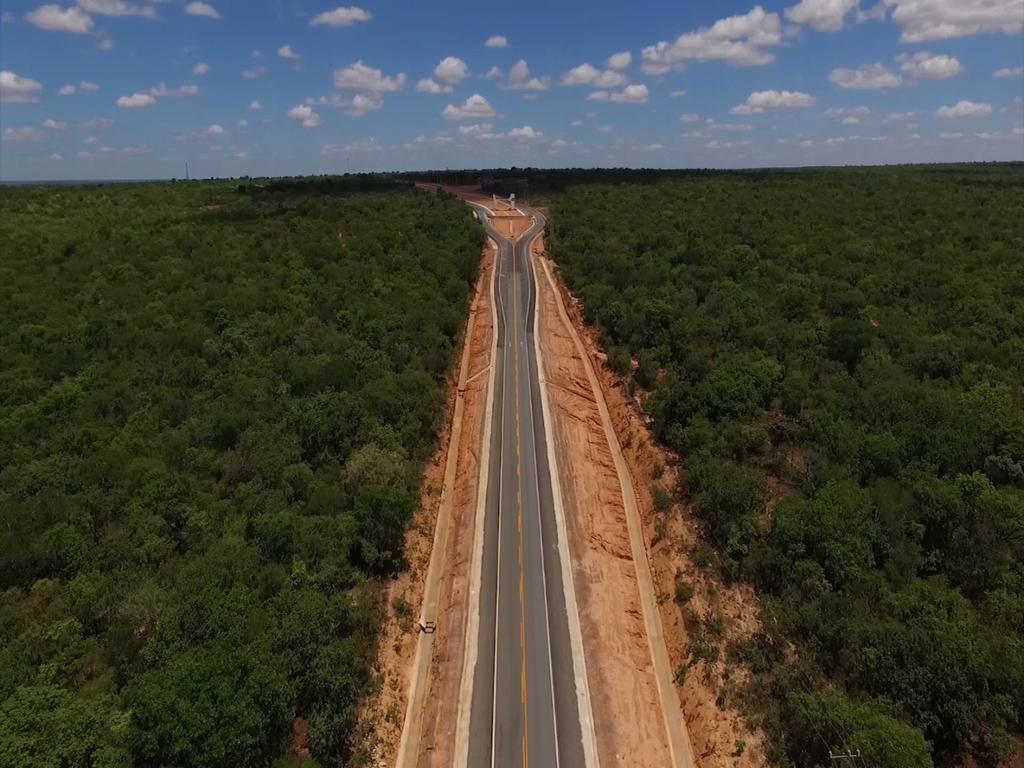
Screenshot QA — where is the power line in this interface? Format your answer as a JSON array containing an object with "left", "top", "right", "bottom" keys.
[{"left": 830, "top": 748, "right": 862, "bottom": 768}]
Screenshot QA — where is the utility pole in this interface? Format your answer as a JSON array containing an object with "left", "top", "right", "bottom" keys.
[{"left": 830, "top": 749, "right": 862, "bottom": 767}]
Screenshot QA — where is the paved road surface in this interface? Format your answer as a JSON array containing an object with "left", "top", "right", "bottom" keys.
[{"left": 467, "top": 206, "right": 586, "bottom": 767}]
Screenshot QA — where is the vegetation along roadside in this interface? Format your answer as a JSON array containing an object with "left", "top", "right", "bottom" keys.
[{"left": 0, "top": 177, "right": 483, "bottom": 767}]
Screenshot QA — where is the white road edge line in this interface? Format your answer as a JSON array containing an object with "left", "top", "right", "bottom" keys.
[
  {"left": 488, "top": 234, "right": 508, "bottom": 768},
  {"left": 528, "top": 214, "right": 601, "bottom": 768},
  {"left": 454, "top": 226, "right": 501, "bottom": 768}
]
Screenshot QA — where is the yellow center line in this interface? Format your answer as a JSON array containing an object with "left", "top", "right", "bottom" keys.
[{"left": 512, "top": 243, "right": 529, "bottom": 768}]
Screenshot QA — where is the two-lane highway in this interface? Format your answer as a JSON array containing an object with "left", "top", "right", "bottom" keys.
[{"left": 466, "top": 205, "right": 589, "bottom": 767}]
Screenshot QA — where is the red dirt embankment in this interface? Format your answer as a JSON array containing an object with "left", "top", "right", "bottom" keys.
[
  {"left": 533, "top": 233, "right": 770, "bottom": 768},
  {"left": 358, "top": 239, "right": 496, "bottom": 768}
]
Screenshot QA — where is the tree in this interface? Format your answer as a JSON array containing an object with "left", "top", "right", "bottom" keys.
[
  {"left": 127, "top": 643, "right": 291, "bottom": 768},
  {"left": 786, "top": 688, "right": 932, "bottom": 768},
  {"left": 0, "top": 685, "right": 127, "bottom": 768}
]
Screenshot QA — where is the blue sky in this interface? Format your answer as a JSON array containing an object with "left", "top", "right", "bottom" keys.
[{"left": 1, "top": 0, "right": 1022, "bottom": 180}]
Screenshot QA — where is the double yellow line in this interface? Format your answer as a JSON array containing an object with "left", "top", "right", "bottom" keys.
[{"left": 512, "top": 244, "right": 530, "bottom": 767}]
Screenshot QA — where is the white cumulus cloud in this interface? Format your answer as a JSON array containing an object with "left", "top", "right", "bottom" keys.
[
  {"left": 416, "top": 79, "right": 451, "bottom": 94},
  {"left": 785, "top": 0, "right": 859, "bottom": 32},
  {"left": 434, "top": 56, "right": 469, "bottom": 85},
  {"left": 502, "top": 59, "right": 550, "bottom": 90},
  {"left": 829, "top": 62, "right": 903, "bottom": 88},
  {"left": 561, "top": 63, "right": 628, "bottom": 88},
  {"left": 117, "top": 92, "right": 156, "bottom": 108},
  {"left": 288, "top": 103, "right": 321, "bottom": 127},
  {"left": 897, "top": 51, "right": 962, "bottom": 79},
  {"left": 310, "top": 6, "right": 371, "bottom": 27},
  {"left": 588, "top": 83, "right": 649, "bottom": 104},
  {"left": 442, "top": 93, "right": 496, "bottom": 120},
  {"left": 706, "top": 118, "right": 754, "bottom": 130},
  {"left": 994, "top": 66, "right": 1024, "bottom": 78},
  {"left": 641, "top": 6, "right": 783, "bottom": 73},
  {"left": 184, "top": 1, "right": 220, "bottom": 19},
  {"left": 150, "top": 83, "right": 199, "bottom": 98},
  {"left": 193, "top": 62, "right": 210, "bottom": 75},
  {"left": 936, "top": 100, "right": 993, "bottom": 118},
  {"left": 486, "top": 34, "right": 509, "bottom": 48},
  {"left": 730, "top": 89, "right": 816, "bottom": 113},
  {"left": 77, "top": 0, "right": 155, "bottom": 18},
  {"left": 3, "top": 126, "right": 44, "bottom": 142},
  {"left": 885, "top": 0, "right": 1023, "bottom": 42},
  {"left": 459, "top": 122, "right": 498, "bottom": 139},
  {"left": 347, "top": 92, "right": 383, "bottom": 116},
  {"left": 25, "top": 4, "right": 94, "bottom": 33},
  {"left": 333, "top": 61, "right": 406, "bottom": 91},
  {"left": 826, "top": 106, "right": 872, "bottom": 124},
  {"left": 249, "top": 100, "right": 262, "bottom": 110},
  {"left": 1, "top": 71, "right": 44, "bottom": 103},
  {"left": 278, "top": 44, "right": 300, "bottom": 61},
  {"left": 508, "top": 125, "right": 542, "bottom": 139},
  {"left": 306, "top": 92, "right": 381, "bottom": 116},
  {"left": 607, "top": 51, "right": 633, "bottom": 70}
]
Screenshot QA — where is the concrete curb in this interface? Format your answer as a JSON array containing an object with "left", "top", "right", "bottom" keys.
[
  {"left": 537, "top": 254, "right": 696, "bottom": 768},
  {"left": 528, "top": 221, "right": 601, "bottom": 768}
]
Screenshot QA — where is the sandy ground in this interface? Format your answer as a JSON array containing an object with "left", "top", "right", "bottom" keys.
[
  {"left": 533, "top": 234, "right": 770, "bottom": 768},
  {"left": 358, "top": 239, "right": 496, "bottom": 768},
  {"left": 532, "top": 231, "right": 674, "bottom": 767}
]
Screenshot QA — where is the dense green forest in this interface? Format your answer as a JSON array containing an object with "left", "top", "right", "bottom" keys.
[
  {"left": 0, "top": 178, "right": 483, "bottom": 767},
  {"left": 547, "top": 165, "right": 1024, "bottom": 767}
]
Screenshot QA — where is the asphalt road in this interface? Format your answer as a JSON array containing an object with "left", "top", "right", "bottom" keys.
[{"left": 467, "top": 206, "right": 586, "bottom": 768}]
